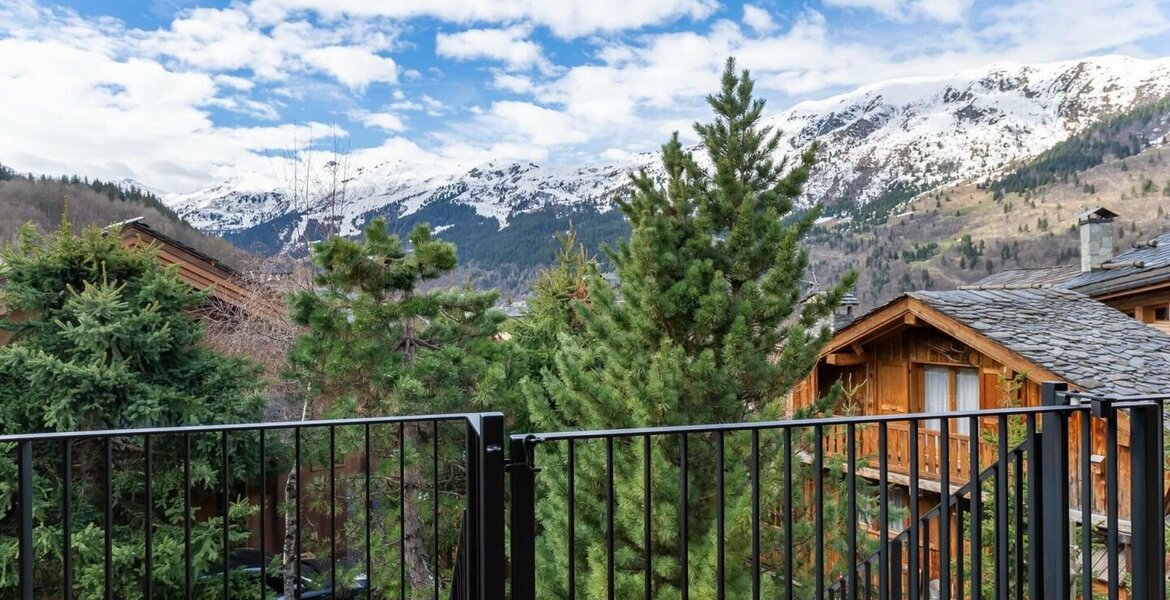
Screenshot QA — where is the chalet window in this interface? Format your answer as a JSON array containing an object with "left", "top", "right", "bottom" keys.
[
  {"left": 923, "top": 366, "right": 949, "bottom": 431},
  {"left": 922, "top": 365, "right": 980, "bottom": 434},
  {"left": 1156, "top": 306, "right": 1169, "bottom": 321}
]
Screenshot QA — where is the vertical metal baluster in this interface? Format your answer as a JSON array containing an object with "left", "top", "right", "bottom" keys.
[
  {"left": 784, "top": 427, "right": 794, "bottom": 600},
  {"left": 815, "top": 425, "right": 824, "bottom": 598},
  {"left": 957, "top": 497, "right": 964, "bottom": 600},
  {"left": 644, "top": 435, "right": 652, "bottom": 600},
  {"left": 568, "top": 439, "right": 576, "bottom": 600},
  {"left": 716, "top": 430, "right": 725, "bottom": 600},
  {"left": 908, "top": 419, "right": 920, "bottom": 600},
  {"left": 18, "top": 440, "right": 33, "bottom": 600},
  {"left": 996, "top": 416, "right": 1009, "bottom": 600},
  {"left": 223, "top": 431, "right": 230, "bottom": 600},
  {"left": 144, "top": 434, "right": 153, "bottom": 600},
  {"left": 433, "top": 420, "right": 439, "bottom": 600},
  {"left": 969, "top": 415, "right": 981, "bottom": 600},
  {"left": 922, "top": 519, "right": 931, "bottom": 599},
  {"left": 1105, "top": 408, "right": 1119, "bottom": 600},
  {"left": 878, "top": 422, "right": 889, "bottom": 600},
  {"left": 848, "top": 423, "right": 858, "bottom": 600},
  {"left": 63, "top": 440, "right": 73, "bottom": 599},
  {"left": 751, "top": 429, "right": 761, "bottom": 600},
  {"left": 679, "top": 432, "right": 689, "bottom": 600},
  {"left": 864, "top": 560, "right": 872, "bottom": 600},
  {"left": 606, "top": 436, "right": 616, "bottom": 600},
  {"left": 105, "top": 437, "right": 113, "bottom": 600},
  {"left": 400, "top": 423, "right": 406, "bottom": 600},
  {"left": 1080, "top": 411, "right": 1092, "bottom": 600},
  {"left": 260, "top": 430, "right": 267, "bottom": 600},
  {"left": 1025, "top": 413, "right": 1041, "bottom": 600},
  {"left": 330, "top": 426, "right": 337, "bottom": 598},
  {"left": 295, "top": 427, "right": 302, "bottom": 599},
  {"left": 364, "top": 424, "right": 372, "bottom": 599},
  {"left": 890, "top": 538, "right": 902, "bottom": 600},
  {"left": 940, "top": 418, "right": 950, "bottom": 600},
  {"left": 185, "top": 432, "right": 193, "bottom": 600},
  {"left": 1012, "top": 450, "right": 1023, "bottom": 600}
]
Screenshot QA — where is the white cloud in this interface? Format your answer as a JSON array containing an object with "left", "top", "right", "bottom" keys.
[
  {"left": 492, "top": 72, "right": 536, "bottom": 93},
  {"left": 302, "top": 45, "right": 397, "bottom": 91},
  {"left": 823, "top": 0, "right": 973, "bottom": 23},
  {"left": 436, "top": 25, "right": 550, "bottom": 72},
  {"left": 349, "top": 110, "right": 406, "bottom": 131},
  {"left": 742, "top": 4, "right": 778, "bottom": 34},
  {"left": 247, "top": 0, "right": 719, "bottom": 38}
]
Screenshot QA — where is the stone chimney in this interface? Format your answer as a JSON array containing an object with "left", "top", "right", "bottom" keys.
[{"left": 1077, "top": 207, "right": 1119, "bottom": 272}]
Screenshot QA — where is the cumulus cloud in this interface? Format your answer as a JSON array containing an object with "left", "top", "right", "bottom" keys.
[
  {"left": 302, "top": 45, "right": 397, "bottom": 91},
  {"left": 823, "top": 0, "right": 974, "bottom": 23},
  {"left": 742, "top": 4, "right": 778, "bottom": 34},
  {"left": 436, "top": 25, "right": 550, "bottom": 72},
  {"left": 1, "top": 0, "right": 1168, "bottom": 193},
  {"left": 246, "top": 0, "right": 718, "bottom": 38}
]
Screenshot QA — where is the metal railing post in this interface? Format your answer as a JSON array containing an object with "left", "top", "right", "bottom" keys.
[
  {"left": 508, "top": 435, "right": 538, "bottom": 600},
  {"left": 1039, "top": 382, "right": 1070, "bottom": 599},
  {"left": 470, "top": 413, "right": 506, "bottom": 600},
  {"left": 1128, "top": 400, "right": 1165, "bottom": 599},
  {"left": 19, "top": 440, "right": 34, "bottom": 600}
]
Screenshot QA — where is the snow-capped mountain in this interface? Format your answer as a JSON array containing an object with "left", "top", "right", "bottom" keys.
[{"left": 168, "top": 54, "right": 1170, "bottom": 259}]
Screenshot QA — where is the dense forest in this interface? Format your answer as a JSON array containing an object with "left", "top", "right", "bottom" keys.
[
  {"left": 991, "top": 96, "right": 1170, "bottom": 196},
  {"left": 0, "top": 162, "right": 242, "bottom": 264}
]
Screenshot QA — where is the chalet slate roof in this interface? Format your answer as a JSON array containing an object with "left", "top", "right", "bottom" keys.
[
  {"left": 968, "top": 231, "right": 1170, "bottom": 297},
  {"left": 1059, "top": 231, "right": 1170, "bottom": 295},
  {"left": 968, "top": 265, "right": 1081, "bottom": 288},
  {"left": 909, "top": 288, "right": 1170, "bottom": 396}
]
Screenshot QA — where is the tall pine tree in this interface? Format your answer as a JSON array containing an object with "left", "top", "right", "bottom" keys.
[
  {"left": 287, "top": 217, "right": 518, "bottom": 599},
  {"left": 524, "top": 58, "right": 858, "bottom": 599}
]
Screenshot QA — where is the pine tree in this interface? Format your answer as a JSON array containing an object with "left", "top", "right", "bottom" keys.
[
  {"left": 0, "top": 221, "right": 266, "bottom": 597},
  {"left": 524, "top": 59, "right": 858, "bottom": 599},
  {"left": 287, "top": 217, "right": 518, "bottom": 599}
]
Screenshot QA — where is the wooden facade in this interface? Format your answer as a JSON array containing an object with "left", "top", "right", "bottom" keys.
[{"left": 792, "top": 292, "right": 1156, "bottom": 594}]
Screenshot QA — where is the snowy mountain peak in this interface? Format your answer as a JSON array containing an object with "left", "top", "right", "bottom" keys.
[{"left": 167, "top": 55, "right": 1170, "bottom": 257}]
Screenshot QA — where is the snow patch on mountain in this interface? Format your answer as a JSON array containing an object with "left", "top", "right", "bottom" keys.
[{"left": 166, "top": 55, "right": 1170, "bottom": 254}]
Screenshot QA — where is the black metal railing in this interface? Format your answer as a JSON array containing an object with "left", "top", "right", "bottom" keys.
[
  {"left": 6, "top": 382, "right": 1170, "bottom": 599},
  {"left": 508, "top": 382, "right": 1170, "bottom": 600},
  {"left": 2, "top": 412, "right": 507, "bottom": 600}
]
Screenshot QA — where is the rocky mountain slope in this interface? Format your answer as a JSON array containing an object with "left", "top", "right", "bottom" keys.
[{"left": 165, "top": 54, "right": 1170, "bottom": 293}]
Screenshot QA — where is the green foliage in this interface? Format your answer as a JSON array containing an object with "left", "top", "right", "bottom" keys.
[
  {"left": 0, "top": 221, "right": 266, "bottom": 598},
  {"left": 287, "top": 217, "right": 520, "bottom": 597},
  {"left": 521, "top": 58, "right": 860, "bottom": 599}
]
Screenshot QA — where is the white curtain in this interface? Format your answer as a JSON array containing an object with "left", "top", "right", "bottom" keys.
[
  {"left": 924, "top": 366, "right": 949, "bottom": 431},
  {"left": 956, "top": 368, "right": 979, "bottom": 435}
]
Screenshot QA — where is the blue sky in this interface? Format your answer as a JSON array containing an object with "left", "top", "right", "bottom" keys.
[{"left": 1, "top": 0, "right": 1168, "bottom": 193}]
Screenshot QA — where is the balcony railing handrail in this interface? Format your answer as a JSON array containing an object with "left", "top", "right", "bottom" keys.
[
  {"left": 0, "top": 411, "right": 495, "bottom": 443},
  {"left": 512, "top": 403, "right": 1085, "bottom": 444}
]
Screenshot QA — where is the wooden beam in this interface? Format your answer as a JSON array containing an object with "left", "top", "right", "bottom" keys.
[
  {"left": 904, "top": 313, "right": 919, "bottom": 326},
  {"left": 905, "top": 298, "right": 1065, "bottom": 385},
  {"left": 827, "top": 352, "right": 870, "bottom": 366},
  {"left": 850, "top": 343, "right": 865, "bottom": 355}
]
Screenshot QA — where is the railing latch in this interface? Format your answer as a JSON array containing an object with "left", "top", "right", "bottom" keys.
[{"left": 505, "top": 435, "right": 542, "bottom": 474}]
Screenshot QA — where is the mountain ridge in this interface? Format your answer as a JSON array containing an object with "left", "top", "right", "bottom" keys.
[{"left": 161, "top": 54, "right": 1170, "bottom": 293}]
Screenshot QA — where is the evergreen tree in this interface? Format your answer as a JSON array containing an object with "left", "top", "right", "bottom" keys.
[
  {"left": 524, "top": 59, "right": 859, "bottom": 599},
  {"left": 0, "top": 221, "right": 266, "bottom": 597},
  {"left": 287, "top": 217, "right": 517, "bottom": 599}
]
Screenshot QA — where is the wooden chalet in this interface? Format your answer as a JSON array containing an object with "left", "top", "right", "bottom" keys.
[
  {"left": 794, "top": 286, "right": 1170, "bottom": 593},
  {"left": 110, "top": 217, "right": 285, "bottom": 321}
]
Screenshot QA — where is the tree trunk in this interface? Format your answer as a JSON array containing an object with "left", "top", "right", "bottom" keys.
[
  {"left": 402, "top": 425, "right": 436, "bottom": 600},
  {"left": 283, "top": 400, "right": 309, "bottom": 600}
]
